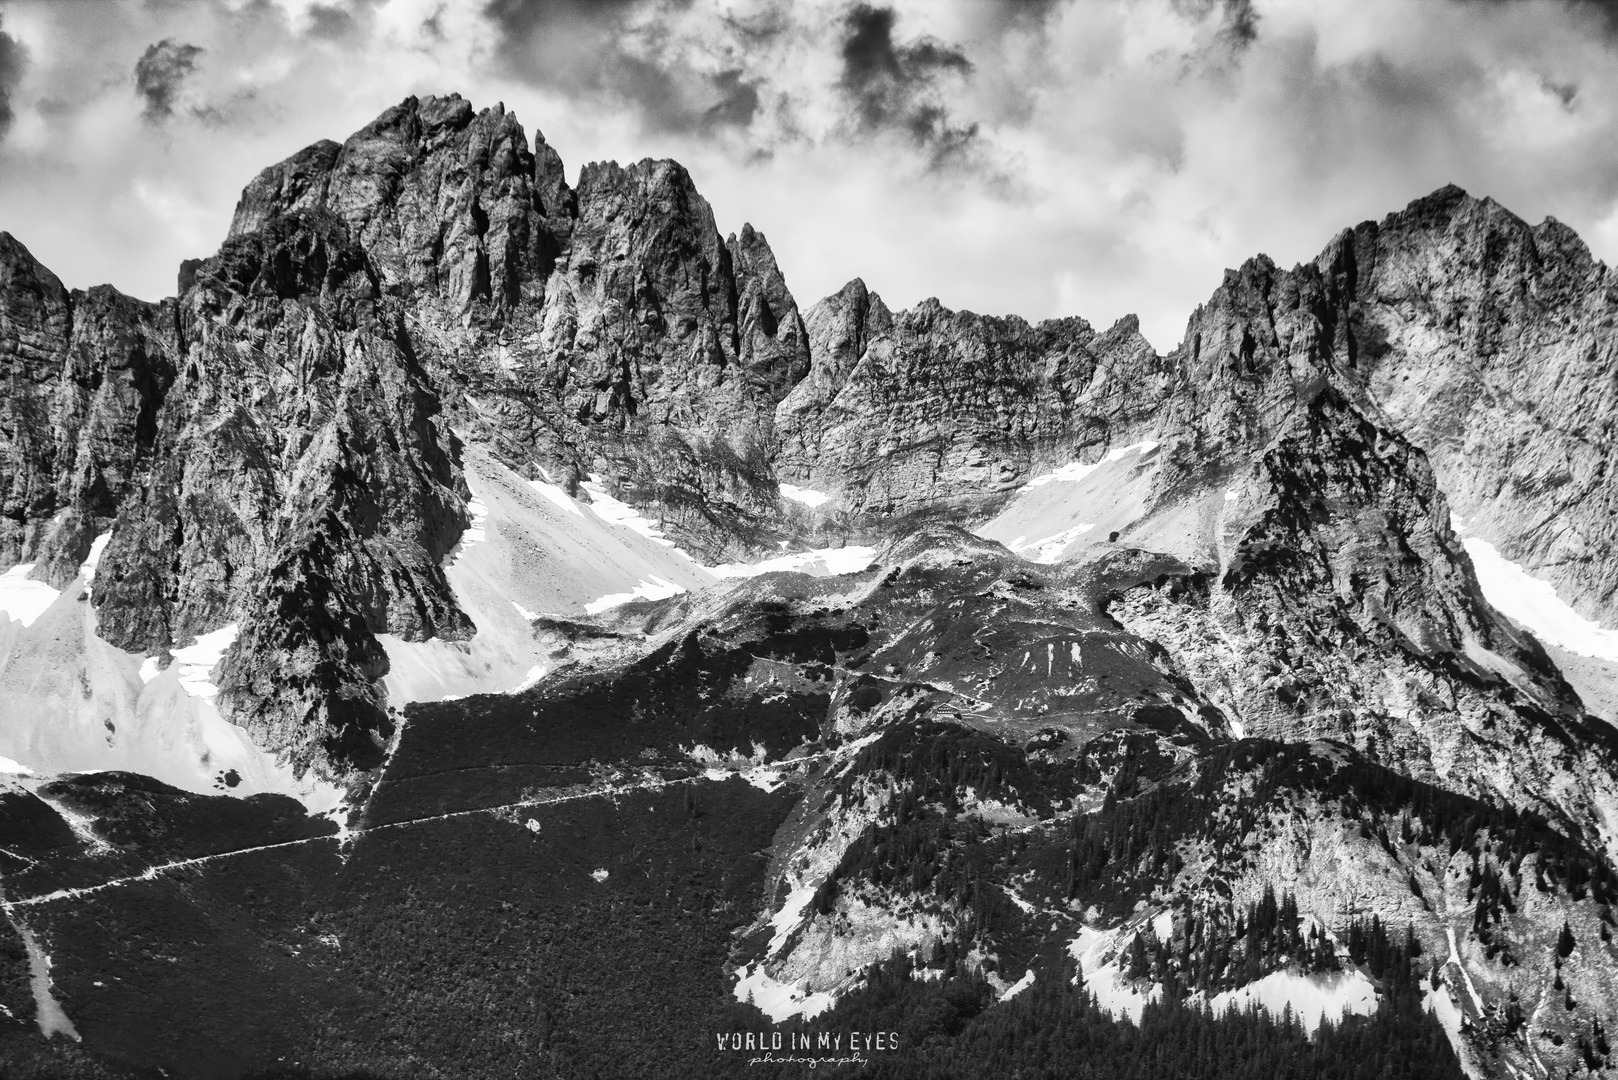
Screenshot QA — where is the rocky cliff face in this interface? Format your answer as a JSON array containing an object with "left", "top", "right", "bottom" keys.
[
  {"left": 0, "top": 236, "right": 177, "bottom": 588},
  {"left": 776, "top": 288, "right": 1166, "bottom": 517},
  {"left": 1165, "top": 185, "right": 1618, "bottom": 626},
  {"left": 87, "top": 208, "right": 471, "bottom": 776}
]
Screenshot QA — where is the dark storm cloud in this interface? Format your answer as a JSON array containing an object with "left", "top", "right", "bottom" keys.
[
  {"left": 1171, "top": 0, "right": 1260, "bottom": 49},
  {"left": 134, "top": 38, "right": 204, "bottom": 122},
  {"left": 483, "top": 0, "right": 758, "bottom": 137},
  {"left": 0, "top": 14, "right": 27, "bottom": 141},
  {"left": 973, "top": 0, "right": 1068, "bottom": 32},
  {"left": 0, "top": 16, "right": 25, "bottom": 140},
  {"left": 703, "top": 69, "right": 759, "bottom": 130},
  {"left": 305, "top": 4, "right": 359, "bottom": 41},
  {"left": 837, "top": 4, "right": 978, "bottom": 165}
]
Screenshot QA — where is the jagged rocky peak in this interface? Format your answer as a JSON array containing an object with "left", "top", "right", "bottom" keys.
[
  {"left": 228, "top": 93, "right": 572, "bottom": 311},
  {"left": 556, "top": 155, "right": 809, "bottom": 428}
]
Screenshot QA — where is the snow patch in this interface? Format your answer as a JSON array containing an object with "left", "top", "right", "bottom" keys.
[
  {"left": 1463, "top": 537, "right": 1618, "bottom": 663},
  {"left": 581, "top": 477, "right": 675, "bottom": 546},
  {"left": 0, "top": 564, "right": 60, "bottom": 628},
  {"left": 508, "top": 665, "right": 547, "bottom": 694},
  {"left": 1207, "top": 969, "right": 1377, "bottom": 1033},
  {"left": 1007, "top": 523, "right": 1095, "bottom": 564},
  {"left": 81, "top": 533, "right": 112, "bottom": 596},
  {"left": 709, "top": 545, "right": 876, "bottom": 579},
  {"left": 584, "top": 575, "right": 686, "bottom": 614},
  {"left": 1026, "top": 441, "right": 1159, "bottom": 488},
  {"left": 1069, "top": 926, "right": 1160, "bottom": 1023},
  {"left": 1224, "top": 490, "right": 1238, "bottom": 503},
  {"left": 8, "top": 918, "right": 78, "bottom": 1041},
  {"left": 1425, "top": 982, "right": 1483, "bottom": 1079},
  {"left": 170, "top": 624, "right": 239, "bottom": 699},
  {"left": 0, "top": 754, "right": 32, "bottom": 774},
  {"left": 444, "top": 497, "right": 490, "bottom": 566},
  {"left": 137, "top": 656, "right": 161, "bottom": 684},
  {"left": 999, "top": 969, "right": 1035, "bottom": 1001},
  {"left": 590, "top": 868, "right": 609, "bottom": 883},
  {"left": 733, "top": 962, "right": 836, "bottom": 1022},
  {"left": 511, "top": 601, "right": 539, "bottom": 622},
  {"left": 779, "top": 483, "right": 831, "bottom": 508}
]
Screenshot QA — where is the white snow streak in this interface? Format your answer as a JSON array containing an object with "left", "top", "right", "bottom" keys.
[
  {"left": 778, "top": 484, "right": 831, "bottom": 508},
  {"left": 999, "top": 969, "right": 1036, "bottom": 1001},
  {"left": 709, "top": 546, "right": 876, "bottom": 579},
  {"left": 1025, "top": 442, "right": 1159, "bottom": 489},
  {"left": 584, "top": 575, "right": 686, "bottom": 614},
  {"left": 81, "top": 533, "right": 112, "bottom": 597},
  {"left": 1463, "top": 537, "right": 1618, "bottom": 663},
  {"left": 1007, "top": 524, "right": 1095, "bottom": 564},
  {"left": 528, "top": 480, "right": 583, "bottom": 517}
]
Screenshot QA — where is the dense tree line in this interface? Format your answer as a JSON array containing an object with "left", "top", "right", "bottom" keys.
[{"left": 759, "top": 927, "right": 1462, "bottom": 1080}]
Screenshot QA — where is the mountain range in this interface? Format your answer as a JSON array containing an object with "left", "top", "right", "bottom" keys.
[{"left": 3, "top": 93, "right": 1618, "bottom": 1079}]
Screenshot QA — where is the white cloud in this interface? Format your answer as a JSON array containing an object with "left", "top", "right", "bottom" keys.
[{"left": 0, "top": 0, "right": 1616, "bottom": 351}]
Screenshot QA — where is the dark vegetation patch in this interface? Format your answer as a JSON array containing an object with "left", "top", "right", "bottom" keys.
[
  {"left": 377, "top": 618, "right": 866, "bottom": 824},
  {"left": 786, "top": 939, "right": 1464, "bottom": 1080},
  {"left": 2, "top": 771, "right": 796, "bottom": 1079}
]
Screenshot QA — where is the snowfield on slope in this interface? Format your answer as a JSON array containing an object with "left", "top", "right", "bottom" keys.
[
  {"left": 976, "top": 442, "right": 1160, "bottom": 564},
  {"left": 377, "top": 449, "right": 717, "bottom": 704},
  {"left": 0, "top": 448, "right": 884, "bottom": 816},
  {"left": 0, "top": 545, "right": 342, "bottom": 813}
]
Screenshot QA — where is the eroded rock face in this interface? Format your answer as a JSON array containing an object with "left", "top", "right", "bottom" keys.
[
  {"left": 1167, "top": 185, "right": 1618, "bottom": 624},
  {"left": 1113, "top": 386, "right": 1618, "bottom": 860},
  {"left": 777, "top": 292, "right": 1167, "bottom": 515},
  {"left": 89, "top": 210, "right": 471, "bottom": 777},
  {"left": 0, "top": 234, "right": 178, "bottom": 586}
]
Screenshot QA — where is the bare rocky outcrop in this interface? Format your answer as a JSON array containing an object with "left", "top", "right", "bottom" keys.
[
  {"left": 0, "top": 234, "right": 178, "bottom": 586},
  {"left": 777, "top": 292, "right": 1167, "bottom": 515},
  {"left": 1165, "top": 185, "right": 1618, "bottom": 625}
]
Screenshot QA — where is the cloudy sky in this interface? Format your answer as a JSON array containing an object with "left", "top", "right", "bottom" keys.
[{"left": 2, "top": 0, "right": 1617, "bottom": 350}]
